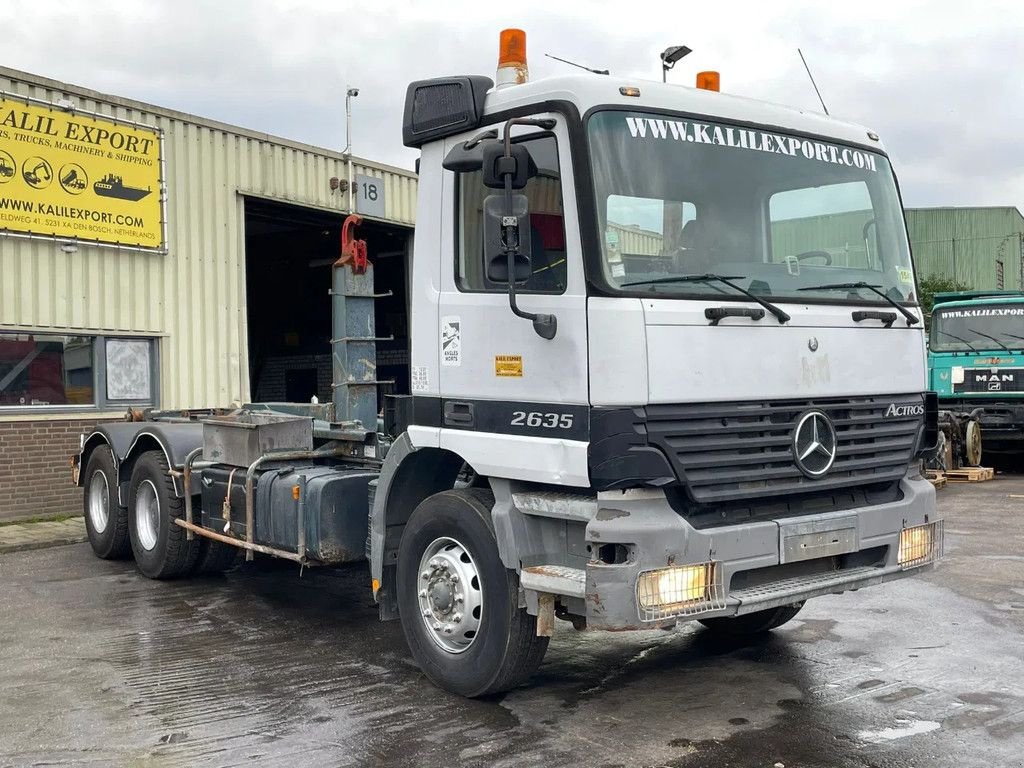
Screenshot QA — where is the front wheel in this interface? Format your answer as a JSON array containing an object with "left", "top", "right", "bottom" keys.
[
  {"left": 396, "top": 489, "right": 548, "bottom": 697},
  {"left": 699, "top": 602, "right": 804, "bottom": 636}
]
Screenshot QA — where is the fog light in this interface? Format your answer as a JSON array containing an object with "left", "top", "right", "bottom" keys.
[
  {"left": 899, "top": 522, "right": 937, "bottom": 567},
  {"left": 638, "top": 563, "right": 714, "bottom": 612}
]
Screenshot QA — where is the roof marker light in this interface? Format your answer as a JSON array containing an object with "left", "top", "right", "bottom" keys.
[
  {"left": 497, "top": 28, "right": 529, "bottom": 88},
  {"left": 696, "top": 71, "right": 720, "bottom": 92}
]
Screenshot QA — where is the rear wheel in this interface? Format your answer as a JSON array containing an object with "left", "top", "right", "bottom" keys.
[
  {"left": 396, "top": 488, "right": 548, "bottom": 697},
  {"left": 128, "top": 451, "right": 199, "bottom": 579},
  {"left": 699, "top": 602, "right": 804, "bottom": 636},
  {"left": 82, "top": 446, "right": 131, "bottom": 559},
  {"left": 192, "top": 535, "right": 241, "bottom": 575}
]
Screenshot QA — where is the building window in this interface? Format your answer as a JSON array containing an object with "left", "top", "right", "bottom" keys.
[
  {"left": 105, "top": 338, "right": 152, "bottom": 401},
  {"left": 0, "top": 332, "right": 157, "bottom": 410}
]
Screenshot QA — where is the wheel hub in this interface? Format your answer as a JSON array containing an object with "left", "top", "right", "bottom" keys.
[
  {"left": 135, "top": 479, "right": 160, "bottom": 551},
  {"left": 87, "top": 471, "right": 110, "bottom": 534},
  {"left": 416, "top": 537, "right": 482, "bottom": 653}
]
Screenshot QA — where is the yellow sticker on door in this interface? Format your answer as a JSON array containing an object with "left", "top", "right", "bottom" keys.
[{"left": 495, "top": 355, "right": 523, "bottom": 377}]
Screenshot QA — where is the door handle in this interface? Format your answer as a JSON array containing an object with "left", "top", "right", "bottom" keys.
[
  {"left": 443, "top": 401, "right": 475, "bottom": 426},
  {"left": 704, "top": 306, "right": 765, "bottom": 326},
  {"left": 851, "top": 310, "right": 896, "bottom": 327}
]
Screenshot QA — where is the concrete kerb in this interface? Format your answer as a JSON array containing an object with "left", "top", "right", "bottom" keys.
[{"left": 0, "top": 517, "right": 88, "bottom": 554}]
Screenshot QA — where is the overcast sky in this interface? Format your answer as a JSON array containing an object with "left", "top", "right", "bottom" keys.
[{"left": 5, "top": 0, "right": 1023, "bottom": 212}]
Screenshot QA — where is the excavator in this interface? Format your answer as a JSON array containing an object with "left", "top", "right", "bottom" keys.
[{"left": 23, "top": 160, "right": 51, "bottom": 186}]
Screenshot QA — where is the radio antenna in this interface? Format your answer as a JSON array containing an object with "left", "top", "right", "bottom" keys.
[
  {"left": 544, "top": 53, "right": 609, "bottom": 76},
  {"left": 797, "top": 48, "right": 829, "bottom": 115}
]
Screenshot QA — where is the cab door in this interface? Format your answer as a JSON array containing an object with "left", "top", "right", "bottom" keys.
[{"left": 436, "top": 114, "right": 590, "bottom": 486}]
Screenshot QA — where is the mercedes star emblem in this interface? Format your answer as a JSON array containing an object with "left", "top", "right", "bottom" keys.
[
  {"left": 808, "top": 337, "right": 819, "bottom": 352},
  {"left": 792, "top": 410, "right": 837, "bottom": 478}
]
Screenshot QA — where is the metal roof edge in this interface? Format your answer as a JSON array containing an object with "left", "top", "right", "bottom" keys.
[
  {"left": 0, "top": 65, "right": 418, "bottom": 180},
  {"left": 907, "top": 205, "right": 1024, "bottom": 219}
]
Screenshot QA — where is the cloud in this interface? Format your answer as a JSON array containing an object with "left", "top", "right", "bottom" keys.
[{"left": 5, "top": 0, "right": 1023, "bottom": 213}]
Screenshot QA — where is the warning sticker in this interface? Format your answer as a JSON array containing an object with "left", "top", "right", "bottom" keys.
[
  {"left": 495, "top": 355, "right": 523, "bottom": 377},
  {"left": 441, "top": 316, "right": 461, "bottom": 366},
  {"left": 411, "top": 365, "right": 430, "bottom": 392}
]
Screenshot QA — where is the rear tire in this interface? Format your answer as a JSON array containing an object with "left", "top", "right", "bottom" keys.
[
  {"left": 128, "top": 451, "right": 199, "bottom": 579},
  {"left": 397, "top": 488, "right": 548, "bottom": 697},
  {"left": 699, "top": 602, "right": 804, "bottom": 636},
  {"left": 192, "top": 535, "right": 242, "bottom": 575},
  {"left": 82, "top": 445, "right": 131, "bottom": 559}
]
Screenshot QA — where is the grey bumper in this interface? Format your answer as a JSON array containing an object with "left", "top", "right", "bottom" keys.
[{"left": 584, "top": 471, "right": 940, "bottom": 630}]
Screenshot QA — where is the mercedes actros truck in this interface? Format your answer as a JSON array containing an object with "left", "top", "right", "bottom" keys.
[{"left": 72, "top": 29, "right": 942, "bottom": 697}]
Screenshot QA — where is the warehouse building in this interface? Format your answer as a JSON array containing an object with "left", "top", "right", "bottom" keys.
[
  {"left": 906, "top": 206, "right": 1024, "bottom": 291},
  {"left": 0, "top": 67, "right": 418, "bottom": 521},
  {"left": 612, "top": 206, "right": 1024, "bottom": 294}
]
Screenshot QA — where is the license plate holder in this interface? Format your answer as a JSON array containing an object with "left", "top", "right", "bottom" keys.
[{"left": 779, "top": 514, "right": 858, "bottom": 563}]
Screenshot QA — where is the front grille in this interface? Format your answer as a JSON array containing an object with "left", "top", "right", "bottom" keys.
[
  {"left": 955, "top": 367, "right": 1024, "bottom": 393},
  {"left": 643, "top": 393, "right": 924, "bottom": 504}
]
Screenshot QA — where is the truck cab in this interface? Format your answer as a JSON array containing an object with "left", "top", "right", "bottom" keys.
[
  {"left": 929, "top": 290, "right": 1024, "bottom": 454},
  {"left": 373, "top": 33, "right": 940, "bottom": 693}
]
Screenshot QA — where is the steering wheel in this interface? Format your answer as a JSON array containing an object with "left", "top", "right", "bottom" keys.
[{"left": 794, "top": 250, "right": 832, "bottom": 265}]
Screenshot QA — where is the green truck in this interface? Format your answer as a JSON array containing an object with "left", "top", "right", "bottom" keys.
[{"left": 929, "top": 290, "right": 1024, "bottom": 463}]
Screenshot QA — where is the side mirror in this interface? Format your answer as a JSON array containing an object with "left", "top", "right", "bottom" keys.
[
  {"left": 483, "top": 194, "right": 532, "bottom": 282},
  {"left": 482, "top": 143, "right": 534, "bottom": 190}
]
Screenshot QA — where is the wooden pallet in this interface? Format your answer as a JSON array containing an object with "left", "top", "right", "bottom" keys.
[
  {"left": 944, "top": 466, "right": 995, "bottom": 483},
  {"left": 924, "top": 470, "right": 947, "bottom": 489}
]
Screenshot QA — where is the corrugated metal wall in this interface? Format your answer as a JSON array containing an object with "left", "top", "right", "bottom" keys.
[
  {"left": 0, "top": 67, "right": 417, "bottom": 409},
  {"left": 608, "top": 222, "right": 662, "bottom": 256},
  {"left": 907, "top": 207, "right": 1024, "bottom": 290},
  {"left": 771, "top": 210, "right": 874, "bottom": 267}
]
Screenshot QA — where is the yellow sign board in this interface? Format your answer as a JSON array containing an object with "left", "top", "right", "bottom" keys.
[
  {"left": 495, "top": 354, "right": 523, "bottom": 377},
  {"left": 0, "top": 95, "right": 164, "bottom": 250}
]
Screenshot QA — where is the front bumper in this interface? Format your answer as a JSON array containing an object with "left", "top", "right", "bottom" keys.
[{"left": 584, "top": 471, "right": 941, "bottom": 630}]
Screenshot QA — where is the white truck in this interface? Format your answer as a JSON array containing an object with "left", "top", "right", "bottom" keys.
[{"left": 73, "top": 30, "right": 942, "bottom": 697}]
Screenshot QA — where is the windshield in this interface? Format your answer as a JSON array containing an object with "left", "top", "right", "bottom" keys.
[
  {"left": 587, "top": 110, "right": 916, "bottom": 304},
  {"left": 930, "top": 303, "right": 1024, "bottom": 352}
]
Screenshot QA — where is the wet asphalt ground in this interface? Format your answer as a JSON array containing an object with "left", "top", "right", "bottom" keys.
[{"left": 1, "top": 475, "right": 1022, "bottom": 768}]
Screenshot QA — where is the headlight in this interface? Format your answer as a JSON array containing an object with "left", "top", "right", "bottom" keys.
[
  {"left": 898, "top": 522, "right": 941, "bottom": 568},
  {"left": 637, "top": 562, "right": 719, "bottom": 620}
]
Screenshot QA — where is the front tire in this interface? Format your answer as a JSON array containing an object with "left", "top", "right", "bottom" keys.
[
  {"left": 699, "top": 602, "right": 804, "bottom": 636},
  {"left": 82, "top": 445, "right": 131, "bottom": 559},
  {"left": 128, "top": 451, "right": 199, "bottom": 579},
  {"left": 396, "top": 489, "right": 548, "bottom": 697}
]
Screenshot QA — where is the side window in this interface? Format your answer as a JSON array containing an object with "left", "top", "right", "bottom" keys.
[
  {"left": 456, "top": 133, "right": 567, "bottom": 293},
  {"left": 768, "top": 181, "right": 875, "bottom": 270}
]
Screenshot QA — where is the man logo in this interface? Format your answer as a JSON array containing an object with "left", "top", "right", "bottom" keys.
[
  {"left": 792, "top": 410, "right": 837, "bottom": 478},
  {"left": 885, "top": 403, "right": 925, "bottom": 418}
]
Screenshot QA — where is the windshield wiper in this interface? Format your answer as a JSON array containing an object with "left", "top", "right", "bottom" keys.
[
  {"left": 966, "top": 326, "right": 1009, "bottom": 351},
  {"left": 621, "top": 273, "right": 791, "bottom": 324},
  {"left": 934, "top": 329, "right": 979, "bottom": 350},
  {"left": 1000, "top": 332, "right": 1024, "bottom": 345},
  {"left": 797, "top": 281, "right": 919, "bottom": 326}
]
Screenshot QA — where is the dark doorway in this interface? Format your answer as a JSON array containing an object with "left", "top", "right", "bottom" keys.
[{"left": 243, "top": 198, "right": 412, "bottom": 409}]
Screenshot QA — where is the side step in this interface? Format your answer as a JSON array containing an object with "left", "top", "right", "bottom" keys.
[
  {"left": 511, "top": 491, "right": 597, "bottom": 522},
  {"left": 520, "top": 565, "right": 586, "bottom": 599}
]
